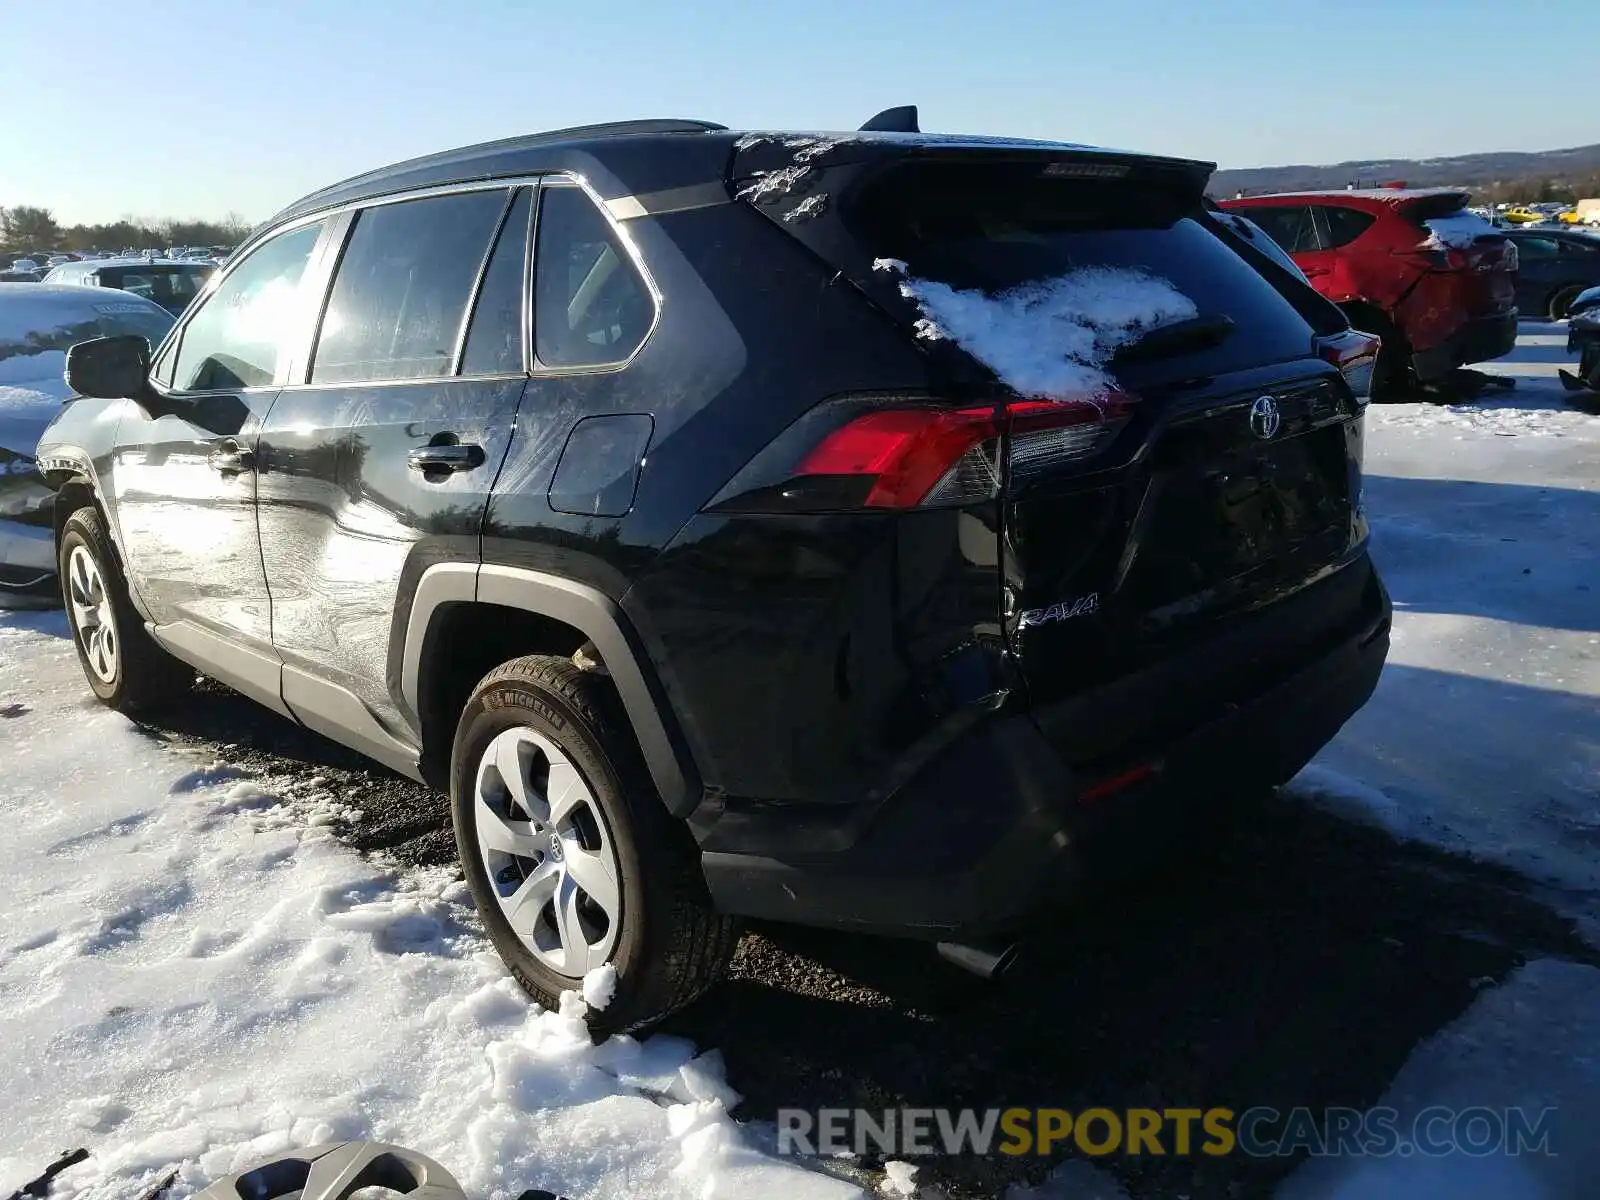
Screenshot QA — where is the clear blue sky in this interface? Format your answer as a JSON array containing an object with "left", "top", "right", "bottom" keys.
[{"left": 3, "top": 0, "right": 1591, "bottom": 225}]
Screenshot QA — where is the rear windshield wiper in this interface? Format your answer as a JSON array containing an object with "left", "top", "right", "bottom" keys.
[{"left": 1113, "top": 313, "right": 1236, "bottom": 363}]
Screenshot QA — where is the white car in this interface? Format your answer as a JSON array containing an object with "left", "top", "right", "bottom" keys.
[{"left": 0, "top": 285, "right": 175, "bottom": 606}]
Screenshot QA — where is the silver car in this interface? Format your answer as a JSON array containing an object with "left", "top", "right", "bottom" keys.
[{"left": 0, "top": 285, "right": 174, "bottom": 606}]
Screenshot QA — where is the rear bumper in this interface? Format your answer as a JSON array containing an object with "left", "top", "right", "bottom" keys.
[
  {"left": 702, "top": 563, "right": 1391, "bottom": 937},
  {"left": 1412, "top": 310, "right": 1518, "bottom": 382}
]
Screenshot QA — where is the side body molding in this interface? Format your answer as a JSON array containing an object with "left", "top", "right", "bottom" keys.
[{"left": 401, "top": 563, "right": 703, "bottom": 816}]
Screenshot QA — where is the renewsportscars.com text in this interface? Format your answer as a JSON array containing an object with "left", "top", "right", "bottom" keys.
[{"left": 777, "top": 1106, "right": 1557, "bottom": 1159}]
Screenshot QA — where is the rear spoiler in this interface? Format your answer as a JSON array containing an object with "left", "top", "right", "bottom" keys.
[{"left": 728, "top": 133, "right": 1216, "bottom": 226}]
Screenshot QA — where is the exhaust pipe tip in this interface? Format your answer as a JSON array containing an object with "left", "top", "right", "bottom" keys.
[{"left": 936, "top": 939, "right": 1022, "bottom": 981}]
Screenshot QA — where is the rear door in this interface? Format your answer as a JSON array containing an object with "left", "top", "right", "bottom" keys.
[
  {"left": 1302, "top": 205, "right": 1376, "bottom": 302},
  {"left": 256, "top": 186, "right": 532, "bottom": 764},
  {"left": 739, "top": 150, "right": 1366, "bottom": 728}
]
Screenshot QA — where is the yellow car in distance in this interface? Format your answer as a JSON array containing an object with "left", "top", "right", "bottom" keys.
[{"left": 1502, "top": 206, "right": 1544, "bottom": 224}]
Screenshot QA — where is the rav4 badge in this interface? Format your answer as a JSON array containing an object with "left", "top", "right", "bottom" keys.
[{"left": 1018, "top": 593, "right": 1100, "bottom": 628}]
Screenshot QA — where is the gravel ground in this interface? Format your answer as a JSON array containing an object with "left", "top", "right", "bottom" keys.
[{"left": 124, "top": 676, "right": 1599, "bottom": 1199}]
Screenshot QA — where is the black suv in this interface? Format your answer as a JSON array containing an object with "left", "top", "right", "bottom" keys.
[{"left": 38, "top": 113, "right": 1391, "bottom": 1032}]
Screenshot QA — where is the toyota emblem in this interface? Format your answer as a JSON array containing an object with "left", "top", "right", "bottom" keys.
[{"left": 1249, "top": 395, "right": 1281, "bottom": 440}]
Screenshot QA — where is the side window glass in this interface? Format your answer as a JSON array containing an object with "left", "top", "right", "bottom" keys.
[
  {"left": 460, "top": 188, "right": 532, "bottom": 375},
  {"left": 171, "top": 221, "right": 325, "bottom": 391},
  {"left": 1246, "top": 206, "right": 1320, "bottom": 255},
  {"left": 311, "top": 190, "right": 508, "bottom": 384},
  {"left": 1515, "top": 237, "right": 1559, "bottom": 261},
  {"left": 1317, "top": 206, "right": 1375, "bottom": 249},
  {"left": 534, "top": 185, "right": 654, "bottom": 368}
]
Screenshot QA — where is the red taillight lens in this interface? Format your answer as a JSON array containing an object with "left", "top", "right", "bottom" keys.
[
  {"left": 797, "top": 407, "right": 999, "bottom": 508},
  {"left": 793, "top": 394, "right": 1131, "bottom": 509},
  {"left": 1317, "top": 329, "right": 1381, "bottom": 402}
]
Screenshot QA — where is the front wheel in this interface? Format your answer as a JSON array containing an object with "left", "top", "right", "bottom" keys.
[
  {"left": 58, "top": 506, "right": 193, "bottom": 712},
  {"left": 450, "top": 654, "right": 738, "bottom": 1034}
]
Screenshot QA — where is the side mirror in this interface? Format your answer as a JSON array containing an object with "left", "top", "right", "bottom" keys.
[{"left": 65, "top": 335, "right": 152, "bottom": 399}]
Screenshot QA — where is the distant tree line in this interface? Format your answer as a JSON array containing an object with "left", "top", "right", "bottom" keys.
[
  {"left": 0, "top": 204, "right": 253, "bottom": 254},
  {"left": 1471, "top": 172, "right": 1600, "bottom": 206}
]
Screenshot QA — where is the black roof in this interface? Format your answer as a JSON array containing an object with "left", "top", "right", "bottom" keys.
[
  {"left": 259, "top": 113, "right": 1214, "bottom": 241},
  {"left": 265, "top": 119, "right": 734, "bottom": 230}
]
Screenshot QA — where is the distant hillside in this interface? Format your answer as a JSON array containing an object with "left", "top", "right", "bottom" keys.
[{"left": 1209, "top": 143, "right": 1600, "bottom": 197}]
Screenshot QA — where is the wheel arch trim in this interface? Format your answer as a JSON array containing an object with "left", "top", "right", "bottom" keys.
[{"left": 402, "top": 562, "right": 702, "bottom": 816}]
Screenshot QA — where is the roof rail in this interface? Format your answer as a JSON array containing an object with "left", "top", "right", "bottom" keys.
[
  {"left": 522, "top": 118, "right": 728, "bottom": 143},
  {"left": 280, "top": 118, "right": 727, "bottom": 217}
]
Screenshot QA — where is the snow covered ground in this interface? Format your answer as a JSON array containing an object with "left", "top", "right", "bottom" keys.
[
  {"left": 1292, "top": 324, "right": 1600, "bottom": 920},
  {"left": 0, "top": 614, "right": 858, "bottom": 1200},
  {"left": 1, "top": 323, "right": 1596, "bottom": 1200},
  {"left": 1275, "top": 324, "right": 1600, "bottom": 1199}
]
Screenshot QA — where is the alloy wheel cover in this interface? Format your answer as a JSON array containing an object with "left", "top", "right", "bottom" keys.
[{"left": 473, "top": 726, "right": 622, "bottom": 977}]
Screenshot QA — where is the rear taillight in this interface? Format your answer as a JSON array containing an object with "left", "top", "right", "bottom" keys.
[
  {"left": 708, "top": 394, "right": 1133, "bottom": 514},
  {"left": 1317, "top": 329, "right": 1381, "bottom": 403},
  {"left": 796, "top": 407, "right": 1002, "bottom": 508}
]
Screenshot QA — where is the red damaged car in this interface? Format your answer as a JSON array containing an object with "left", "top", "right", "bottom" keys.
[{"left": 1221, "top": 189, "right": 1518, "bottom": 398}]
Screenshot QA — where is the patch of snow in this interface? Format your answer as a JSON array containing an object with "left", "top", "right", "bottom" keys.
[
  {"left": 736, "top": 165, "right": 813, "bottom": 204},
  {"left": 789, "top": 136, "right": 857, "bottom": 164},
  {"left": 1373, "top": 399, "right": 1598, "bottom": 439},
  {"left": 582, "top": 963, "right": 617, "bottom": 1011},
  {"left": 1277, "top": 959, "right": 1600, "bottom": 1199},
  {"left": 1287, "top": 764, "right": 1411, "bottom": 837},
  {"left": 896, "top": 268, "right": 1196, "bottom": 400},
  {"left": 1420, "top": 211, "right": 1501, "bottom": 250},
  {"left": 879, "top": 1160, "right": 917, "bottom": 1196},
  {"left": 0, "top": 612, "right": 861, "bottom": 1200},
  {"left": 782, "top": 194, "right": 829, "bottom": 223},
  {"left": 872, "top": 258, "right": 908, "bottom": 275}
]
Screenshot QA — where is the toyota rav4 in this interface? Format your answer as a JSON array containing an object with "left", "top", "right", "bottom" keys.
[{"left": 38, "top": 112, "right": 1391, "bottom": 1032}]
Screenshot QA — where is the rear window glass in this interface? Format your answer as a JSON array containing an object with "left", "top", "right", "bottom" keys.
[
  {"left": 1401, "top": 195, "right": 1473, "bottom": 226},
  {"left": 1243, "top": 206, "right": 1320, "bottom": 254},
  {"left": 100, "top": 265, "right": 212, "bottom": 308},
  {"left": 1318, "top": 206, "right": 1376, "bottom": 248},
  {"left": 853, "top": 163, "right": 1318, "bottom": 382}
]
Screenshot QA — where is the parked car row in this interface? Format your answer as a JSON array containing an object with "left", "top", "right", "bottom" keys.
[
  {"left": 1220, "top": 188, "right": 1600, "bottom": 397},
  {"left": 41, "top": 257, "right": 216, "bottom": 316}
]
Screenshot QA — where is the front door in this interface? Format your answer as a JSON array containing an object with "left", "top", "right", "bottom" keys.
[
  {"left": 112, "top": 219, "right": 332, "bottom": 714},
  {"left": 256, "top": 186, "right": 531, "bottom": 764}
]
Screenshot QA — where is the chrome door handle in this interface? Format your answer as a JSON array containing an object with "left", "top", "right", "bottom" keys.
[
  {"left": 208, "top": 441, "right": 254, "bottom": 473},
  {"left": 408, "top": 443, "right": 485, "bottom": 475}
]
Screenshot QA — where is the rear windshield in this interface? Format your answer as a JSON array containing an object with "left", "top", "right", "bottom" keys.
[
  {"left": 98, "top": 265, "right": 213, "bottom": 307},
  {"left": 1400, "top": 195, "right": 1473, "bottom": 226},
  {"left": 851, "top": 162, "right": 1318, "bottom": 382}
]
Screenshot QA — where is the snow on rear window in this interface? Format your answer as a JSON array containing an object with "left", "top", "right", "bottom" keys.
[
  {"left": 881, "top": 261, "right": 1197, "bottom": 400},
  {"left": 1420, "top": 211, "right": 1500, "bottom": 250}
]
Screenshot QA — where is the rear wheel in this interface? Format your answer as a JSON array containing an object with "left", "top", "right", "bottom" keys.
[
  {"left": 1549, "top": 285, "right": 1584, "bottom": 321},
  {"left": 58, "top": 506, "right": 194, "bottom": 712},
  {"left": 1369, "top": 328, "right": 1418, "bottom": 403},
  {"left": 450, "top": 654, "right": 738, "bottom": 1034}
]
